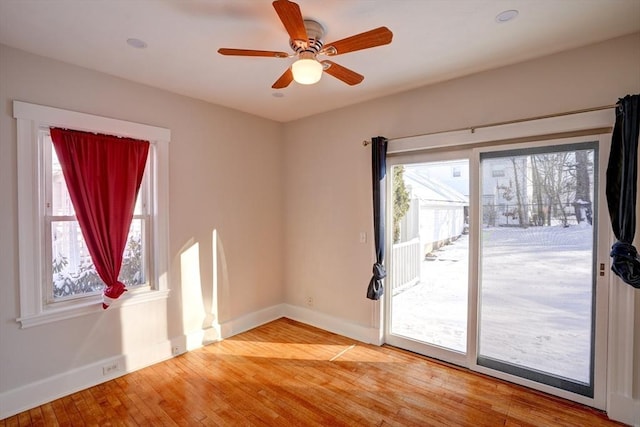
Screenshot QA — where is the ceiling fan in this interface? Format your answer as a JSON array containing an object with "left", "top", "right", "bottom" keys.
[{"left": 217, "top": 0, "right": 393, "bottom": 89}]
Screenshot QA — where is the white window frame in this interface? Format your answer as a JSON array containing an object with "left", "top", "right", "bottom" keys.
[{"left": 14, "top": 101, "right": 170, "bottom": 328}]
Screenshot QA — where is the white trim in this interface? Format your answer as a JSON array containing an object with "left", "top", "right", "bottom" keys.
[
  {"left": 13, "top": 100, "right": 171, "bottom": 327},
  {"left": 17, "top": 289, "right": 171, "bottom": 329},
  {"left": 218, "top": 303, "right": 377, "bottom": 344},
  {"left": 13, "top": 101, "right": 170, "bottom": 141},
  {"left": 387, "top": 109, "right": 613, "bottom": 154},
  {"left": 16, "top": 119, "right": 43, "bottom": 318},
  {"left": 0, "top": 354, "right": 124, "bottom": 419},
  {"left": 219, "top": 304, "right": 285, "bottom": 339},
  {"left": 607, "top": 279, "right": 640, "bottom": 426},
  {"left": 608, "top": 392, "right": 640, "bottom": 426},
  {"left": 0, "top": 336, "right": 181, "bottom": 419},
  {"left": 283, "top": 304, "right": 378, "bottom": 344}
]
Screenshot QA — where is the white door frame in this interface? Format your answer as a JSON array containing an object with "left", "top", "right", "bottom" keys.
[{"left": 377, "top": 109, "right": 613, "bottom": 409}]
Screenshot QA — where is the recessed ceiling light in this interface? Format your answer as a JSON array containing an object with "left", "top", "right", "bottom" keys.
[
  {"left": 126, "top": 38, "right": 147, "bottom": 49},
  {"left": 495, "top": 10, "right": 519, "bottom": 23}
]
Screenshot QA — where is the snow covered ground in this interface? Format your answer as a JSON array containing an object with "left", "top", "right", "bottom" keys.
[{"left": 391, "top": 224, "right": 593, "bottom": 384}]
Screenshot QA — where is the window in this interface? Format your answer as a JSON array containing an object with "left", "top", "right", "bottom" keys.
[
  {"left": 452, "top": 166, "right": 461, "bottom": 177},
  {"left": 45, "top": 131, "right": 148, "bottom": 302},
  {"left": 14, "top": 101, "right": 170, "bottom": 327}
]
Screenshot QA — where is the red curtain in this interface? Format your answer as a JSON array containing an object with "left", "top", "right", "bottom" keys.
[{"left": 50, "top": 128, "right": 150, "bottom": 309}]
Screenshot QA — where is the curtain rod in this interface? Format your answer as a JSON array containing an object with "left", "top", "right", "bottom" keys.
[{"left": 362, "top": 103, "right": 619, "bottom": 146}]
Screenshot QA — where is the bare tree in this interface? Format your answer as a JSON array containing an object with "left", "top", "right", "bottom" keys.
[
  {"left": 510, "top": 157, "right": 528, "bottom": 226},
  {"left": 530, "top": 156, "right": 545, "bottom": 226},
  {"left": 532, "top": 152, "right": 576, "bottom": 227},
  {"left": 573, "top": 150, "right": 592, "bottom": 224}
]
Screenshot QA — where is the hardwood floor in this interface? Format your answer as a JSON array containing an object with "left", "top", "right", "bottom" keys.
[{"left": 2, "top": 318, "right": 623, "bottom": 426}]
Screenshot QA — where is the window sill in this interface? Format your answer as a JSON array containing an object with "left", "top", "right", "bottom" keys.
[{"left": 17, "top": 288, "right": 170, "bottom": 329}]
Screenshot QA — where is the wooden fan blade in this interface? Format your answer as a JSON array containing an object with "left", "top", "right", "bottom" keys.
[
  {"left": 322, "top": 27, "right": 393, "bottom": 56},
  {"left": 272, "top": 67, "right": 294, "bottom": 89},
  {"left": 321, "top": 60, "right": 364, "bottom": 86},
  {"left": 218, "top": 48, "right": 289, "bottom": 58},
  {"left": 272, "top": 0, "right": 307, "bottom": 42}
]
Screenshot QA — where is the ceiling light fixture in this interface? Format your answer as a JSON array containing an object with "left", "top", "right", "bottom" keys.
[
  {"left": 495, "top": 10, "right": 519, "bottom": 23},
  {"left": 291, "top": 52, "right": 323, "bottom": 85}
]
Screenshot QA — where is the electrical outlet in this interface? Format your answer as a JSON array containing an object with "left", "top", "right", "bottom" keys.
[
  {"left": 102, "top": 362, "right": 120, "bottom": 376},
  {"left": 172, "top": 346, "right": 180, "bottom": 355},
  {"left": 306, "top": 296, "right": 313, "bottom": 307}
]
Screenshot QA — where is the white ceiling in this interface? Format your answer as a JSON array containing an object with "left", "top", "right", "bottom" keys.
[{"left": 1, "top": 0, "right": 639, "bottom": 122}]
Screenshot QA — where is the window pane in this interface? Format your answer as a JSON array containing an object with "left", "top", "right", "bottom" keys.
[
  {"left": 479, "top": 145, "right": 595, "bottom": 395},
  {"left": 51, "top": 219, "right": 146, "bottom": 300},
  {"left": 390, "top": 160, "right": 469, "bottom": 353},
  {"left": 50, "top": 134, "right": 143, "bottom": 216},
  {"left": 52, "top": 220, "right": 102, "bottom": 298},
  {"left": 120, "top": 218, "right": 146, "bottom": 286},
  {"left": 50, "top": 135, "right": 75, "bottom": 216}
]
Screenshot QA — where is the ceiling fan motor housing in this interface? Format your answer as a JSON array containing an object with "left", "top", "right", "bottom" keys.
[{"left": 290, "top": 19, "right": 325, "bottom": 55}]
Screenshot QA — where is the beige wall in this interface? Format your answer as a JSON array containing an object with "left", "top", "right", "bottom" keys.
[{"left": 0, "top": 44, "right": 284, "bottom": 393}]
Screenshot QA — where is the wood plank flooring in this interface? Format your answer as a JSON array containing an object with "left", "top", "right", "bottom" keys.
[{"left": 1, "top": 318, "right": 624, "bottom": 426}]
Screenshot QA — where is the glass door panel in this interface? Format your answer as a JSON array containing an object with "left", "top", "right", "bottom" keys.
[
  {"left": 388, "top": 159, "right": 469, "bottom": 355},
  {"left": 478, "top": 143, "right": 597, "bottom": 397}
]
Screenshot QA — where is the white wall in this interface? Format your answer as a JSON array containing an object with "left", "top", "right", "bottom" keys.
[
  {"left": 0, "top": 44, "right": 284, "bottom": 415},
  {"left": 283, "top": 33, "right": 640, "bottom": 425}
]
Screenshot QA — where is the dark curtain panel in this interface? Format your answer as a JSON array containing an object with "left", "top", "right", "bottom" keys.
[
  {"left": 606, "top": 94, "right": 640, "bottom": 288},
  {"left": 367, "top": 136, "right": 388, "bottom": 300},
  {"left": 50, "top": 128, "right": 150, "bottom": 308}
]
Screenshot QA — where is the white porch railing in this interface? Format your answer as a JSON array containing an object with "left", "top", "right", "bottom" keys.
[{"left": 390, "top": 237, "right": 421, "bottom": 295}]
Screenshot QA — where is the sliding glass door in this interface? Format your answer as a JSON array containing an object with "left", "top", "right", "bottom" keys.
[
  {"left": 386, "top": 151, "right": 471, "bottom": 366},
  {"left": 384, "top": 136, "right": 608, "bottom": 408},
  {"left": 478, "top": 143, "right": 597, "bottom": 397}
]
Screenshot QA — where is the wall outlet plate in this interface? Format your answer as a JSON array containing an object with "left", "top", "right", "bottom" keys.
[{"left": 102, "top": 362, "right": 119, "bottom": 376}]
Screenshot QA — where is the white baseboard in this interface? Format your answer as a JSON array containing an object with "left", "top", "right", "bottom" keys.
[
  {"left": 0, "top": 337, "right": 182, "bottom": 419},
  {"left": 0, "top": 303, "right": 375, "bottom": 419},
  {"left": 608, "top": 393, "right": 640, "bottom": 426},
  {"left": 219, "top": 304, "right": 285, "bottom": 339},
  {"left": 282, "top": 304, "right": 379, "bottom": 344},
  {"left": 0, "top": 354, "right": 123, "bottom": 420},
  {"left": 216, "top": 303, "right": 379, "bottom": 344}
]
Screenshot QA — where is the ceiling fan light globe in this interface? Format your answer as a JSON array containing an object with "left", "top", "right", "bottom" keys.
[{"left": 292, "top": 58, "right": 323, "bottom": 85}]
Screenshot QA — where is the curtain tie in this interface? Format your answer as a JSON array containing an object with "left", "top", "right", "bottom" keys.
[
  {"left": 610, "top": 241, "right": 640, "bottom": 289},
  {"left": 372, "top": 262, "right": 387, "bottom": 280},
  {"left": 102, "top": 281, "right": 127, "bottom": 309},
  {"left": 367, "top": 263, "right": 386, "bottom": 300}
]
